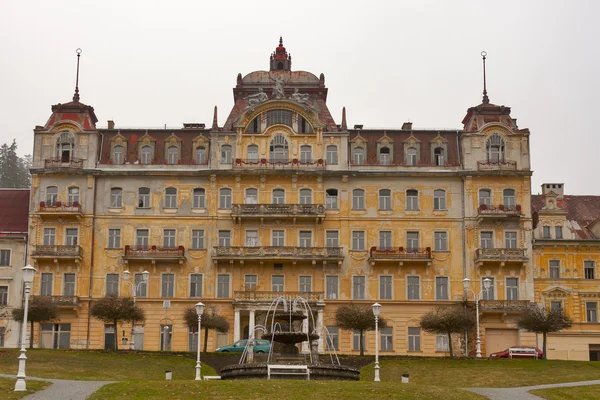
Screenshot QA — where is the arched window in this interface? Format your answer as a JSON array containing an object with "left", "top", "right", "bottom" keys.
[
  {"left": 406, "top": 147, "right": 417, "bottom": 166},
  {"left": 433, "top": 189, "right": 446, "bottom": 210},
  {"left": 219, "top": 188, "right": 232, "bottom": 209},
  {"left": 247, "top": 145, "right": 259, "bottom": 161},
  {"left": 266, "top": 110, "right": 293, "bottom": 128},
  {"left": 138, "top": 187, "right": 150, "bottom": 208},
  {"left": 406, "top": 190, "right": 419, "bottom": 211},
  {"left": 379, "top": 147, "right": 391, "bottom": 165},
  {"left": 272, "top": 189, "right": 285, "bottom": 204},
  {"left": 245, "top": 116, "right": 261, "bottom": 134},
  {"left": 300, "top": 145, "right": 312, "bottom": 163},
  {"left": 193, "top": 188, "right": 206, "bottom": 208},
  {"left": 379, "top": 189, "right": 392, "bottom": 210},
  {"left": 479, "top": 189, "right": 492, "bottom": 206},
  {"left": 221, "top": 145, "right": 232, "bottom": 164},
  {"left": 113, "top": 145, "right": 125, "bottom": 165},
  {"left": 434, "top": 147, "right": 445, "bottom": 166},
  {"left": 167, "top": 146, "right": 179, "bottom": 165},
  {"left": 110, "top": 188, "right": 123, "bottom": 208},
  {"left": 352, "top": 147, "right": 365, "bottom": 165},
  {"left": 140, "top": 145, "right": 152, "bottom": 165},
  {"left": 326, "top": 189, "right": 338, "bottom": 209},
  {"left": 245, "top": 188, "right": 258, "bottom": 204},
  {"left": 503, "top": 189, "right": 516, "bottom": 208},
  {"left": 56, "top": 132, "right": 75, "bottom": 162},
  {"left": 165, "top": 187, "right": 177, "bottom": 208},
  {"left": 298, "top": 115, "right": 313, "bottom": 133},
  {"left": 195, "top": 147, "right": 206, "bottom": 165},
  {"left": 68, "top": 187, "right": 80, "bottom": 205},
  {"left": 326, "top": 145, "right": 338, "bottom": 165},
  {"left": 299, "top": 189, "right": 312, "bottom": 205},
  {"left": 486, "top": 134, "right": 505, "bottom": 163},
  {"left": 269, "top": 135, "right": 289, "bottom": 162},
  {"left": 46, "top": 186, "right": 58, "bottom": 206},
  {"left": 352, "top": 189, "right": 365, "bottom": 210}
]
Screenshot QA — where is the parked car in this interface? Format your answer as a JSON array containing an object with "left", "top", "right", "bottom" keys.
[
  {"left": 490, "top": 346, "right": 543, "bottom": 359},
  {"left": 216, "top": 339, "right": 271, "bottom": 353}
]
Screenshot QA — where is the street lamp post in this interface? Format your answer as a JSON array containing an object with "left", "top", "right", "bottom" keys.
[
  {"left": 372, "top": 302, "right": 382, "bottom": 382},
  {"left": 14, "top": 265, "right": 36, "bottom": 392},
  {"left": 123, "top": 270, "right": 149, "bottom": 350},
  {"left": 195, "top": 302, "right": 205, "bottom": 381},
  {"left": 463, "top": 278, "right": 491, "bottom": 358}
]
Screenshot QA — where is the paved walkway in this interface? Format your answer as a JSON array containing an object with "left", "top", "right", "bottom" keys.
[
  {"left": 466, "top": 379, "right": 600, "bottom": 400},
  {"left": 0, "top": 374, "right": 114, "bottom": 400}
]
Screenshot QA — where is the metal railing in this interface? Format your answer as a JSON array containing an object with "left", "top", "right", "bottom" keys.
[
  {"left": 477, "top": 204, "right": 522, "bottom": 216},
  {"left": 214, "top": 246, "right": 343, "bottom": 259},
  {"left": 38, "top": 202, "right": 82, "bottom": 213},
  {"left": 231, "top": 204, "right": 325, "bottom": 216},
  {"left": 233, "top": 158, "right": 326, "bottom": 169},
  {"left": 44, "top": 157, "right": 84, "bottom": 168}
]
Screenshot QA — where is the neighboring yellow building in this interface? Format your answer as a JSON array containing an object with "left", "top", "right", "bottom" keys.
[
  {"left": 26, "top": 39, "right": 537, "bottom": 356},
  {"left": 532, "top": 184, "right": 600, "bottom": 361}
]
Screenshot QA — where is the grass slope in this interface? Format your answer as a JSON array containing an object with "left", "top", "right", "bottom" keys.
[
  {"left": 530, "top": 384, "right": 600, "bottom": 400},
  {"left": 0, "top": 377, "right": 50, "bottom": 400}
]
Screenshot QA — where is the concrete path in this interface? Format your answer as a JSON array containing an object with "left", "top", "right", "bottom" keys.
[
  {"left": 0, "top": 373, "right": 114, "bottom": 400},
  {"left": 466, "top": 379, "right": 600, "bottom": 400}
]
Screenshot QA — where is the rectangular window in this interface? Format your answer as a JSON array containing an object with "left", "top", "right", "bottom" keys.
[
  {"left": 106, "top": 273, "right": 119, "bottom": 296},
  {"left": 134, "top": 273, "right": 147, "bottom": 297},
  {"left": 406, "top": 231, "right": 419, "bottom": 250},
  {"left": 506, "top": 277, "right": 519, "bottom": 301},
  {"left": 190, "top": 274, "right": 203, "bottom": 298},
  {"left": 505, "top": 231, "right": 517, "bottom": 249},
  {"left": 352, "top": 231, "right": 365, "bottom": 250},
  {"left": 245, "top": 230, "right": 259, "bottom": 247},
  {"left": 272, "top": 190, "right": 285, "bottom": 204},
  {"left": 191, "top": 229, "right": 205, "bottom": 250},
  {"left": 549, "top": 260, "right": 560, "bottom": 279},
  {"left": 543, "top": 226, "right": 551, "bottom": 238},
  {"left": 551, "top": 301, "right": 562, "bottom": 311},
  {"left": 480, "top": 231, "right": 493, "bottom": 249},
  {"left": 245, "top": 189, "right": 258, "bottom": 204},
  {"left": 108, "top": 229, "right": 121, "bottom": 249},
  {"left": 63, "top": 273, "right": 75, "bottom": 296},
  {"left": 353, "top": 276, "right": 365, "bottom": 299},
  {"left": 434, "top": 232, "right": 447, "bottom": 251},
  {"left": 219, "top": 189, "right": 232, "bottom": 209},
  {"left": 353, "top": 329, "right": 365, "bottom": 351},
  {"left": 407, "top": 276, "right": 420, "bottom": 300},
  {"left": 586, "top": 302, "right": 598, "bottom": 322},
  {"left": 110, "top": 189, "right": 123, "bottom": 208},
  {"left": 406, "top": 191, "right": 419, "bottom": 211},
  {"left": 555, "top": 226, "right": 563, "bottom": 239},
  {"left": 244, "top": 275, "right": 257, "bottom": 290},
  {"left": 379, "top": 190, "right": 392, "bottom": 210},
  {"left": 433, "top": 190, "right": 446, "bottom": 210},
  {"left": 272, "top": 230, "right": 285, "bottom": 246},
  {"left": 325, "top": 276, "right": 339, "bottom": 299},
  {"left": 379, "top": 275, "right": 393, "bottom": 300},
  {"left": 272, "top": 275, "right": 284, "bottom": 292},
  {"left": 436, "top": 334, "right": 449, "bottom": 352},
  {"left": 435, "top": 276, "right": 449, "bottom": 300},
  {"left": 408, "top": 327, "right": 421, "bottom": 351},
  {"left": 217, "top": 274, "right": 230, "bottom": 298},
  {"left": 193, "top": 189, "right": 206, "bottom": 208},
  {"left": 299, "top": 276, "right": 312, "bottom": 292},
  {"left": 326, "top": 231, "right": 339, "bottom": 248},
  {"left": 65, "top": 228, "right": 78, "bottom": 246},
  {"left": 43, "top": 228, "right": 56, "bottom": 246},
  {"left": 0, "top": 250, "right": 10, "bottom": 266},
  {"left": 138, "top": 188, "right": 151, "bottom": 208},
  {"left": 326, "top": 326, "right": 339, "bottom": 350},
  {"left": 163, "top": 229, "right": 176, "bottom": 248},
  {"left": 41, "top": 273, "right": 53, "bottom": 296},
  {"left": 379, "top": 231, "right": 392, "bottom": 250},
  {"left": 299, "top": 231, "right": 312, "bottom": 248},
  {"left": 482, "top": 277, "right": 495, "bottom": 300},
  {"left": 218, "top": 231, "right": 231, "bottom": 247},
  {"left": 381, "top": 327, "right": 393, "bottom": 351},
  {"left": 161, "top": 274, "right": 174, "bottom": 297},
  {"left": 326, "top": 189, "right": 338, "bottom": 210},
  {"left": 136, "top": 229, "right": 149, "bottom": 248},
  {"left": 326, "top": 146, "right": 338, "bottom": 165},
  {"left": 352, "top": 190, "right": 365, "bottom": 210},
  {"left": 300, "top": 146, "right": 312, "bottom": 163},
  {"left": 0, "top": 286, "right": 7, "bottom": 305},
  {"left": 585, "top": 261, "right": 596, "bottom": 280}
]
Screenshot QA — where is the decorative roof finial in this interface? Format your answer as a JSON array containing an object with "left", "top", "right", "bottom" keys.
[
  {"left": 341, "top": 107, "right": 347, "bottom": 131},
  {"left": 279, "top": 36, "right": 283, "bottom": 46},
  {"left": 481, "top": 50, "right": 489, "bottom": 104},
  {"left": 73, "top": 48, "right": 82, "bottom": 102}
]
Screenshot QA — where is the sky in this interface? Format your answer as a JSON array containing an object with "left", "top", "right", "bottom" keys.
[{"left": 1, "top": 0, "right": 599, "bottom": 194}]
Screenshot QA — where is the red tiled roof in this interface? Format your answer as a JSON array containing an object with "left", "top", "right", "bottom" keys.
[
  {"left": 0, "top": 189, "right": 30, "bottom": 234},
  {"left": 532, "top": 194, "right": 600, "bottom": 239}
]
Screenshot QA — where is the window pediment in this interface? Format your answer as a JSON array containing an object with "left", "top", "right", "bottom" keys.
[{"left": 542, "top": 286, "right": 571, "bottom": 299}]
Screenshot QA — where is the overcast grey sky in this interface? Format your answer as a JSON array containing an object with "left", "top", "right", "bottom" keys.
[{"left": 1, "top": 0, "right": 598, "bottom": 194}]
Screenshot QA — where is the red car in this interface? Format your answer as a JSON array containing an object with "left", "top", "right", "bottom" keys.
[{"left": 490, "top": 347, "right": 543, "bottom": 359}]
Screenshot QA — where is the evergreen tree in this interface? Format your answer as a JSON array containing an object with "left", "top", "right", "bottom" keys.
[{"left": 0, "top": 140, "right": 30, "bottom": 188}]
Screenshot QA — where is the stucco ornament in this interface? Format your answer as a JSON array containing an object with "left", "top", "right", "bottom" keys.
[
  {"left": 269, "top": 72, "right": 286, "bottom": 99},
  {"left": 290, "top": 88, "right": 311, "bottom": 106},
  {"left": 244, "top": 88, "right": 268, "bottom": 108}
]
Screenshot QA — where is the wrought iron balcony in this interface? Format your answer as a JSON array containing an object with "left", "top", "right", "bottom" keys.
[
  {"left": 480, "top": 300, "right": 531, "bottom": 313},
  {"left": 476, "top": 204, "right": 522, "bottom": 221},
  {"left": 233, "top": 158, "right": 326, "bottom": 169},
  {"left": 123, "top": 245, "right": 186, "bottom": 264},
  {"left": 37, "top": 201, "right": 83, "bottom": 219},
  {"left": 234, "top": 291, "right": 324, "bottom": 302},
  {"left": 231, "top": 204, "right": 326, "bottom": 222},
  {"left": 213, "top": 246, "right": 343, "bottom": 261},
  {"left": 33, "top": 295, "right": 80, "bottom": 307},
  {"left": 44, "top": 157, "right": 84, "bottom": 169},
  {"left": 475, "top": 248, "right": 528, "bottom": 264},
  {"left": 31, "top": 245, "right": 83, "bottom": 261},
  {"left": 368, "top": 247, "right": 433, "bottom": 264},
  {"left": 476, "top": 160, "right": 517, "bottom": 171}
]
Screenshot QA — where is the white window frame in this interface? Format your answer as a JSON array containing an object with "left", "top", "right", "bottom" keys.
[
  {"left": 299, "top": 189, "right": 312, "bottom": 205},
  {"left": 325, "top": 231, "right": 339, "bottom": 248},
  {"left": 326, "top": 189, "right": 338, "bottom": 210},
  {"left": 406, "top": 190, "right": 419, "bottom": 211},
  {"left": 218, "top": 230, "right": 231, "bottom": 247},
  {"left": 219, "top": 188, "right": 232, "bottom": 209},
  {"left": 379, "top": 275, "right": 393, "bottom": 300},
  {"left": 433, "top": 189, "right": 446, "bottom": 210},
  {"left": 506, "top": 277, "right": 519, "bottom": 301},
  {"left": 434, "top": 231, "right": 448, "bottom": 251},
  {"left": 272, "top": 275, "right": 285, "bottom": 292},
  {"left": 352, "top": 189, "right": 365, "bottom": 210},
  {"left": 299, "top": 276, "right": 312, "bottom": 292},
  {"left": 165, "top": 187, "right": 177, "bottom": 208},
  {"left": 299, "top": 231, "right": 312, "bottom": 248},
  {"left": 189, "top": 273, "right": 203, "bottom": 298},
  {"left": 325, "top": 275, "right": 339, "bottom": 299},
  {"left": 352, "top": 230, "right": 366, "bottom": 250},
  {"left": 161, "top": 273, "right": 175, "bottom": 297},
  {"left": 326, "top": 145, "right": 338, "bottom": 165},
  {"left": 435, "top": 276, "right": 449, "bottom": 300},
  {"left": 352, "top": 276, "right": 366, "bottom": 300},
  {"left": 244, "top": 274, "right": 258, "bottom": 290},
  {"left": 379, "top": 189, "right": 392, "bottom": 211},
  {"left": 216, "top": 274, "right": 231, "bottom": 298},
  {"left": 272, "top": 230, "right": 285, "bottom": 246},
  {"left": 480, "top": 231, "right": 494, "bottom": 249},
  {"left": 193, "top": 188, "right": 206, "bottom": 209},
  {"left": 505, "top": 231, "right": 518, "bottom": 249},
  {"left": 272, "top": 189, "right": 285, "bottom": 204},
  {"left": 407, "top": 275, "right": 420, "bottom": 300}
]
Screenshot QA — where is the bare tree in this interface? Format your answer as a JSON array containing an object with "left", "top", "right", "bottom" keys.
[
  {"left": 518, "top": 304, "right": 572, "bottom": 360},
  {"left": 12, "top": 296, "right": 59, "bottom": 349},
  {"left": 334, "top": 304, "right": 387, "bottom": 356},
  {"left": 184, "top": 306, "right": 230, "bottom": 353},
  {"left": 91, "top": 296, "right": 145, "bottom": 350},
  {"left": 420, "top": 305, "right": 475, "bottom": 358}
]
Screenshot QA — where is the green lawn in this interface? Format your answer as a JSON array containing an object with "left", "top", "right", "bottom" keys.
[
  {"left": 0, "top": 377, "right": 50, "bottom": 400},
  {"left": 530, "top": 385, "right": 600, "bottom": 400},
  {"left": 0, "top": 349, "right": 215, "bottom": 381}
]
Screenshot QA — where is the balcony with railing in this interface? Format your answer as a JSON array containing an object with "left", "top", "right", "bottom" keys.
[
  {"left": 231, "top": 204, "right": 326, "bottom": 223},
  {"left": 32, "top": 295, "right": 80, "bottom": 308},
  {"left": 234, "top": 291, "right": 324, "bottom": 303},
  {"left": 476, "top": 204, "right": 522, "bottom": 222},
  {"left": 480, "top": 300, "right": 531, "bottom": 313},
  {"left": 476, "top": 160, "right": 517, "bottom": 171},
  {"left": 44, "top": 157, "right": 84, "bottom": 169},
  {"left": 474, "top": 248, "right": 528, "bottom": 265},
  {"left": 123, "top": 245, "right": 186, "bottom": 264},
  {"left": 213, "top": 246, "right": 344, "bottom": 261},
  {"left": 31, "top": 245, "right": 83, "bottom": 262},
  {"left": 37, "top": 201, "right": 83, "bottom": 219},
  {"left": 233, "top": 158, "right": 327, "bottom": 170},
  {"left": 350, "top": 159, "right": 460, "bottom": 171},
  {"left": 368, "top": 247, "right": 433, "bottom": 264}
]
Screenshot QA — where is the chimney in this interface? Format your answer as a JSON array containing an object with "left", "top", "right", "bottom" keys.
[
  {"left": 401, "top": 122, "right": 413, "bottom": 130},
  {"left": 107, "top": 120, "right": 115, "bottom": 129},
  {"left": 542, "top": 183, "right": 564, "bottom": 200}
]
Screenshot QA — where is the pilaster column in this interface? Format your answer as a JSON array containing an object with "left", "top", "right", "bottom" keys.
[
  {"left": 234, "top": 309, "right": 241, "bottom": 341},
  {"left": 249, "top": 309, "right": 256, "bottom": 339}
]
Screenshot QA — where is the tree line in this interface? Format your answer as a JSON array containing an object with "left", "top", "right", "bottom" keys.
[{"left": 0, "top": 139, "right": 31, "bottom": 188}]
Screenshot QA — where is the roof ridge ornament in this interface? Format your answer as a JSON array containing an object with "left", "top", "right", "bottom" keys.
[
  {"left": 73, "top": 48, "right": 82, "bottom": 102},
  {"left": 481, "top": 50, "right": 489, "bottom": 104}
]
